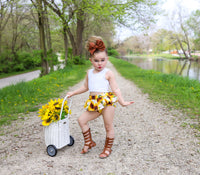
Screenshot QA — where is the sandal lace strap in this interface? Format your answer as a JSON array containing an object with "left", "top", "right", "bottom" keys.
[
  {"left": 104, "top": 137, "right": 114, "bottom": 149},
  {"left": 82, "top": 128, "right": 96, "bottom": 147},
  {"left": 99, "top": 137, "right": 114, "bottom": 158}
]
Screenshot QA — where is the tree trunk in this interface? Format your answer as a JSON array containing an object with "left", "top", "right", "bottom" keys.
[
  {"left": 11, "top": 6, "right": 17, "bottom": 55},
  {"left": 176, "top": 35, "right": 189, "bottom": 59},
  {"left": 44, "top": 5, "right": 52, "bottom": 51},
  {"left": 37, "top": 0, "right": 49, "bottom": 76},
  {"left": 63, "top": 24, "right": 68, "bottom": 64},
  {"left": 66, "top": 23, "right": 77, "bottom": 56},
  {"left": 42, "top": 0, "right": 84, "bottom": 57},
  {"left": 76, "top": 9, "right": 84, "bottom": 56},
  {"left": 181, "top": 23, "right": 192, "bottom": 59},
  {"left": 44, "top": 4, "right": 53, "bottom": 71},
  {"left": 0, "top": 1, "right": 11, "bottom": 54},
  {"left": 0, "top": 31, "right": 2, "bottom": 54},
  {"left": 0, "top": 3, "right": 2, "bottom": 54},
  {"left": 65, "top": 9, "right": 85, "bottom": 57}
]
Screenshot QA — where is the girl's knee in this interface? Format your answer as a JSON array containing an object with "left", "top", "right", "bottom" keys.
[
  {"left": 78, "top": 116, "right": 88, "bottom": 126},
  {"left": 77, "top": 117, "right": 83, "bottom": 125}
]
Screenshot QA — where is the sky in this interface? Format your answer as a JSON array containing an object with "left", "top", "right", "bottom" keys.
[{"left": 115, "top": 0, "right": 200, "bottom": 41}]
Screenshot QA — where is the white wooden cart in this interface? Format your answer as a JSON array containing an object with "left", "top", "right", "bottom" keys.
[{"left": 44, "top": 95, "right": 74, "bottom": 157}]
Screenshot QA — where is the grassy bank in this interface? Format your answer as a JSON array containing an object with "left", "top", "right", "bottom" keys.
[
  {"left": 127, "top": 53, "right": 200, "bottom": 60},
  {"left": 110, "top": 57, "right": 200, "bottom": 130},
  {"left": 0, "top": 62, "right": 90, "bottom": 126},
  {"left": 127, "top": 53, "right": 181, "bottom": 59}
]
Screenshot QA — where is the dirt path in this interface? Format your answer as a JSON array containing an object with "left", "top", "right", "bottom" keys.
[
  {"left": 0, "top": 62, "right": 199, "bottom": 175},
  {"left": 0, "top": 70, "right": 41, "bottom": 89}
]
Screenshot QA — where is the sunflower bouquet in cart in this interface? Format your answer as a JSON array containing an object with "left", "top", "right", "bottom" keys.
[{"left": 38, "top": 98, "right": 71, "bottom": 126}]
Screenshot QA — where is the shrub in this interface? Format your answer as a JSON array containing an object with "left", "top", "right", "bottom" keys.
[
  {"left": 13, "top": 63, "right": 25, "bottom": 71},
  {"left": 107, "top": 48, "right": 120, "bottom": 57},
  {"left": 73, "top": 55, "right": 86, "bottom": 65},
  {"left": 0, "top": 50, "right": 56, "bottom": 74}
]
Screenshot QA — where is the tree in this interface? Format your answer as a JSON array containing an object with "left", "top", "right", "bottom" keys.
[
  {"left": 118, "top": 35, "right": 151, "bottom": 55},
  {"left": 165, "top": 3, "right": 193, "bottom": 60},
  {"left": 10, "top": 0, "right": 32, "bottom": 55},
  {"left": 0, "top": 0, "right": 11, "bottom": 54},
  {"left": 44, "top": 0, "right": 158, "bottom": 61},
  {"left": 151, "top": 29, "right": 169, "bottom": 53},
  {"left": 187, "top": 10, "right": 200, "bottom": 51},
  {"left": 42, "top": 0, "right": 73, "bottom": 63},
  {"left": 31, "top": 0, "right": 49, "bottom": 76}
]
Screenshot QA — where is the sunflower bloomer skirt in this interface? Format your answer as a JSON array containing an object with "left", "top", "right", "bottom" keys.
[{"left": 84, "top": 92, "right": 118, "bottom": 113}]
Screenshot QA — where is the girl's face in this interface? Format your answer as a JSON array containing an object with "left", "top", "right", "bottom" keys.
[{"left": 90, "top": 51, "right": 108, "bottom": 72}]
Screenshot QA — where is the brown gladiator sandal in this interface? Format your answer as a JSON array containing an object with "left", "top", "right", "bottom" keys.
[
  {"left": 99, "top": 137, "right": 114, "bottom": 159},
  {"left": 81, "top": 128, "right": 96, "bottom": 154}
]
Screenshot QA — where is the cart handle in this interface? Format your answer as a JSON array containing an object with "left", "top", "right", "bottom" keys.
[{"left": 59, "top": 95, "right": 72, "bottom": 120}]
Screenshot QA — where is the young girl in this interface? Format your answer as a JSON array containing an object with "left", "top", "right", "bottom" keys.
[{"left": 67, "top": 36, "right": 134, "bottom": 159}]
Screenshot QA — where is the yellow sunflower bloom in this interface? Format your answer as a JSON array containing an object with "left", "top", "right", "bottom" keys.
[
  {"left": 52, "top": 114, "right": 60, "bottom": 121},
  {"left": 42, "top": 119, "right": 52, "bottom": 126},
  {"left": 38, "top": 98, "right": 71, "bottom": 126}
]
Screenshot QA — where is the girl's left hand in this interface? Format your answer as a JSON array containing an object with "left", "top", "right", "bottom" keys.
[{"left": 66, "top": 92, "right": 73, "bottom": 98}]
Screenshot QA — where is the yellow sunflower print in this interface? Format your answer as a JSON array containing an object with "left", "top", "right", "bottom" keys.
[{"left": 84, "top": 92, "right": 118, "bottom": 113}]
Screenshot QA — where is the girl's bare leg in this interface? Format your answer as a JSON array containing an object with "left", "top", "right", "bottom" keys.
[
  {"left": 78, "top": 111, "right": 100, "bottom": 153},
  {"left": 102, "top": 106, "right": 115, "bottom": 138},
  {"left": 100, "top": 106, "right": 115, "bottom": 158}
]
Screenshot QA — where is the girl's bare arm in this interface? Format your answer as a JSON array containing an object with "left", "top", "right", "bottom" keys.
[{"left": 107, "top": 70, "right": 134, "bottom": 107}]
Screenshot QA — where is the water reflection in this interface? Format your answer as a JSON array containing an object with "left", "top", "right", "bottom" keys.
[{"left": 123, "top": 56, "right": 200, "bottom": 82}]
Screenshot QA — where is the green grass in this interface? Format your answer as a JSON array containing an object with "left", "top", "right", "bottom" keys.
[
  {"left": 110, "top": 57, "right": 200, "bottom": 129},
  {"left": 127, "top": 53, "right": 200, "bottom": 60},
  {"left": 128, "top": 53, "right": 181, "bottom": 59},
  {"left": 0, "top": 62, "right": 90, "bottom": 126}
]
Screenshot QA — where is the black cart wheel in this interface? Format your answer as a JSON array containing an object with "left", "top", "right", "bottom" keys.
[
  {"left": 67, "top": 135, "right": 74, "bottom": 146},
  {"left": 47, "top": 145, "right": 57, "bottom": 157}
]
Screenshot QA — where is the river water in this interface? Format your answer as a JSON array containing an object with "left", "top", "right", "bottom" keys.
[{"left": 123, "top": 56, "right": 200, "bottom": 82}]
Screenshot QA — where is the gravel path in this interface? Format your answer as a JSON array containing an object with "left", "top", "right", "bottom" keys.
[{"left": 0, "top": 62, "right": 199, "bottom": 175}]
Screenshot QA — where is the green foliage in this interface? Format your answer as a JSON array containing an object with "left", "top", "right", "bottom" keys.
[
  {"left": 107, "top": 48, "right": 120, "bottom": 57},
  {"left": 0, "top": 51, "right": 41, "bottom": 74},
  {"left": 110, "top": 57, "right": 200, "bottom": 128},
  {"left": 151, "top": 29, "right": 177, "bottom": 53},
  {"left": 61, "top": 50, "right": 86, "bottom": 66},
  {"left": 0, "top": 50, "right": 58, "bottom": 74},
  {"left": 0, "top": 61, "right": 90, "bottom": 126},
  {"left": 187, "top": 10, "right": 200, "bottom": 50},
  {"left": 47, "top": 49, "right": 59, "bottom": 65},
  {"left": 73, "top": 56, "right": 86, "bottom": 65},
  {"left": 67, "top": 48, "right": 73, "bottom": 59}
]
